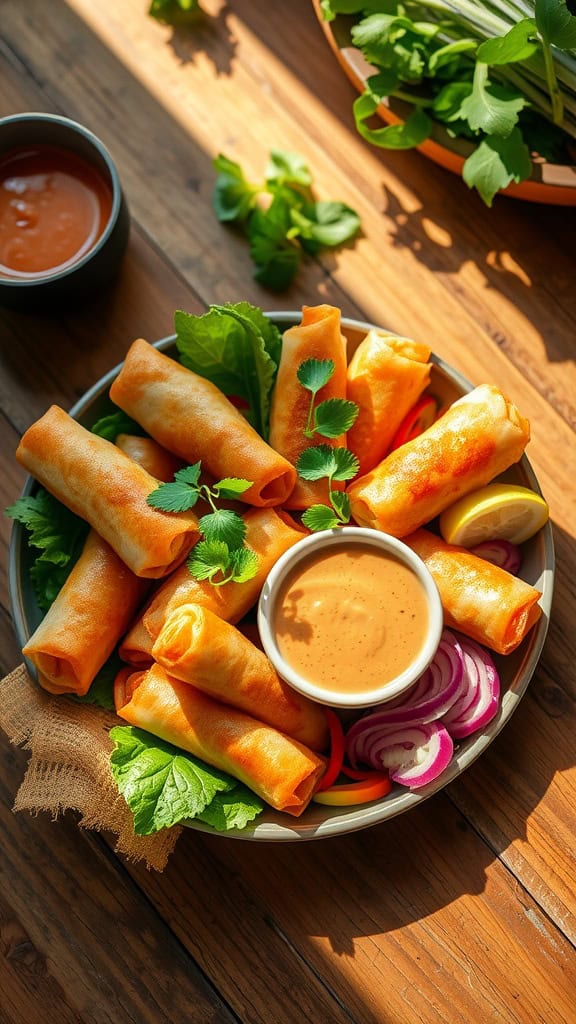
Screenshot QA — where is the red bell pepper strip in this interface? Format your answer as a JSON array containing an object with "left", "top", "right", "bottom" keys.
[
  {"left": 313, "top": 775, "right": 392, "bottom": 806},
  {"left": 389, "top": 395, "right": 438, "bottom": 451},
  {"left": 316, "top": 709, "right": 345, "bottom": 791}
]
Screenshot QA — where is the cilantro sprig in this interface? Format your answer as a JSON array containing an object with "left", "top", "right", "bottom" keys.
[
  {"left": 146, "top": 464, "right": 259, "bottom": 586},
  {"left": 295, "top": 359, "right": 360, "bottom": 531},
  {"left": 213, "top": 150, "right": 361, "bottom": 290}
]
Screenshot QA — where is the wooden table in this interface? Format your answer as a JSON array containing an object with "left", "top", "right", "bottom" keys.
[{"left": 1, "top": 2, "right": 575, "bottom": 1021}]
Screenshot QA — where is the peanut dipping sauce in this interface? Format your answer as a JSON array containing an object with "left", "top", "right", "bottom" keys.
[
  {"left": 0, "top": 145, "right": 112, "bottom": 279},
  {"left": 274, "top": 543, "right": 430, "bottom": 695}
]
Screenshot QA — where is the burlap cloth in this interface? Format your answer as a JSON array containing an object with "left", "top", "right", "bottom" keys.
[{"left": 0, "top": 664, "right": 181, "bottom": 871}]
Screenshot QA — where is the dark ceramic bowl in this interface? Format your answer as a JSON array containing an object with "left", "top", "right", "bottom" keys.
[{"left": 0, "top": 112, "right": 129, "bottom": 309}]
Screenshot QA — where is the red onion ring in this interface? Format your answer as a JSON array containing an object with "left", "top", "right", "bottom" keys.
[
  {"left": 351, "top": 721, "right": 454, "bottom": 789},
  {"left": 441, "top": 635, "right": 500, "bottom": 738},
  {"left": 469, "top": 539, "right": 522, "bottom": 575}
]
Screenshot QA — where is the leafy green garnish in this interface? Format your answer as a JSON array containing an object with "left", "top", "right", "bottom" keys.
[
  {"left": 298, "top": 444, "right": 360, "bottom": 484},
  {"left": 325, "top": 0, "right": 576, "bottom": 205},
  {"left": 148, "top": 0, "right": 199, "bottom": 24},
  {"left": 91, "top": 407, "right": 145, "bottom": 443},
  {"left": 71, "top": 654, "right": 121, "bottom": 711},
  {"left": 147, "top": 464, "right": 259, "bottom": 586},
  {"left": 297, "top": 358, "right": 335, "bottom": 396},
  {"left": 175, "top": 301, "right": 281, "bottom": 438},
  {"left": 109, "top": 725, "right": 263, "bottom": 835},
  {"left": 212, "top": 150, "right": 360, "bottom": 290},
  {"left": 297, "top": 357, "right": 359, "bottom": 440},
  {"left": 5, "top": 490, "right": 88, "bottom": 611}
]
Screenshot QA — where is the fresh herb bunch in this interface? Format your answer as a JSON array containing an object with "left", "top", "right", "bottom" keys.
[
  {"left": 295, "top": 358, "right": 360, "bottom": 531},
  {"left": 213, "top": 149, "right": 361, "bottom": 289},
  {"left": 321, "top": 0, "right": 576, "bottom": 205},
  {"left": 147, "top": 463, "right": 260, "bottom": 586}
]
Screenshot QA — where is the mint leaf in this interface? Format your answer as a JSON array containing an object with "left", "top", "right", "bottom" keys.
[
  {"left": 212, "top": 154, "right": 258, "bottom": 223},
  {"left": 212, "top": 477, "right": 253, "bottom": 499},
  {"left": 197, "top": 784, "right": 263, "bottom": 831},
  {"left": 463, "top": 128, "right": 532, "bottom": 206},
  {"left": 91, "top": 408, "right": 145, "bottom": 442},
  {"left": 535, "top": 0, "right": 576, "bottom": 47},
  {"left": 187, "top": 540, "right": 231, "bottom": 582},
  {"left": 147, "top": 480, "right": 199, "bottom": 513},
  {"left": 265, "top": 150, "right": 312, "bottom": 188},
  {"left": 477, "top": 19, "right": 539, "bottom": 65},
  {"left": 460, "top": 63, "right": 526, "bottom": 137},
  {"left": 314, "top": 398, "right": 359, "bottom": 439},
  {"left": 297, "top": 358, "right": 335, "bottom": 395},
  {"left": 174, "top": 463, "right": 202, "bottom": 487},
  {"left": 297, "top": 445, "right": 360, "bottom": 483},
  {"left": 109, "top": 726, "right": 234, "bottom": 835},
  {"left": 228, "top": 546, "right": 260, "bottom": 584},
  {"left": 301, "top": 505, "right": 341, "bottom": 531},
  {"left": 198, "top": 509, "right": 246, "bottom": 548},
  {"left": 175, "top": 302, "right": 281, "bottom": 438}
]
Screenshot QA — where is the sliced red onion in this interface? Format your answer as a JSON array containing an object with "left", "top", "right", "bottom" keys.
[
  {"left": 373, "top": 629, "right": 466, "bottom": 722},
  {"left": 356, "top": 721, "right": 454, "bottom": 789},
  {"left": 469, "top": 539, "right": 522, "bottom": 576},
  {"left": 441, "top": 634, "right": 500, "bottom": 739}
]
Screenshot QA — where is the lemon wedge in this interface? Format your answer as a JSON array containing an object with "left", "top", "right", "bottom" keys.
[{"left": 439, "top": 484, "right": 549, "bottom": 547}]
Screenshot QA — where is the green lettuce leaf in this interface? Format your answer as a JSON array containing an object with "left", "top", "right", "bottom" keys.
[
  {"left": 109, "top": 725, "right": 263, "bottom": 835},
  {"left": 91, "top": 407, "right": 146, "bottom": 442},
  {"left": 5, "top": 490, "right": 88, "bottom": 611},
  {"left": 175, "top": 302, "right": 281, "bottom": 438}
]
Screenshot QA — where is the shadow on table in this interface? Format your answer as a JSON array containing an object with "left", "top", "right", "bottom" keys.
[{"left": 160, "top": 4, "right": 237, "bottom": 76}]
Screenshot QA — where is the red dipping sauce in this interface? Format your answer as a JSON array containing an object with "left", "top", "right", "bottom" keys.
[{"left": 0, "top": 145, "right": 112, "bottom": 279}]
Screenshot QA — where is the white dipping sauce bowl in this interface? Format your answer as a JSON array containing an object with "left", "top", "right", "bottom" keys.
[{"left": 257, "top": 527, "right": 444, "bottom": 709}]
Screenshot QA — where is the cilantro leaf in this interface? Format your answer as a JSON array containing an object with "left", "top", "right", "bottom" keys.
[
  {"left": 460, "top": 63, "right": 526, "bottom": 137},
  {"left": 428, "top": 39, "right": 477, "bottom": 75},
  {"left": 330, "top": 490, "right": 351, "bottom": 522},
  {"left": 109, "top": 726, "right": 235, "bottom": 835},
  {"left": 175, "top": 302, "right": 281, "bottom": 438},
  {"left": 265, "top": 150, "right": 312, "bottom": 188},
  {"left": 291, "top": 201, "right": 361, "bottom": 253},
  {"left": 212, "top": 153, "right": 258, "bottom": 223},
  {"left": 462, "top": 128, "right": 532, "bottom": 206},
  {"left": 248, "top": 198, "right": 301, "bottom": 292},
  {"left": 227, "top": 546, "right": 260, "bottom": 584},
  {"left": 187, "top": 540, "right": 231, "bottom": 582},
  {"left": 432, "top": 81, "right": 474, "bottom": 123},
  {"left": 212, "top": 478, "right": 253, "bottom": 499},
  {"left": 297, "top": 445, "right": 360, "bottom": 483},
  {"left": 198, "top": 509, "right": 246, "bottom": 548},
  {"left": 301, "top": 505, "right": 341, "bottom": 531},
  {"left": 476, "top": 19, "right": 539, "bottom": 66},
  {"left": 297, "top": 358, "right": 335, "bottom": 395},
  {"left": 91, "top": 408, "right": 145, "bottom": 442},
  {"left": 197, "top": 785, "right": 263, "bottom": 830},
  {"left": 314, "top": 398, "right": 359, "bottom": 438},
  {"left": 147, "top": 480, "right": 199, "bottom": 513},
  {"left": 354, "top": 81, "right": 431, "bottom": 149}
]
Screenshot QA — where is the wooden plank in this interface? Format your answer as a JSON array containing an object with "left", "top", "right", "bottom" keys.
[
  {"left": 119, "top": 796, "right": 576, "bottom": 1024},
  {"left": 0, "top": 738, "right": 240, "bottom": 1024}
]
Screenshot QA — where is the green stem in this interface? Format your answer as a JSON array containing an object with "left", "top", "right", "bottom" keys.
[
  {"left": 303, "top": 393, "right": 316, "bottom": 439},
  {"left": 540, "top": 35, "right": 564, "bottom": 126},
  {"left": 201, "top": 485, "right": 219, "bottom": 514}
]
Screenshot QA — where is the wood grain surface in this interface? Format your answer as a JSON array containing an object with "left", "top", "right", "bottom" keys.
[{"left": 1, "top": 1, "right": 575, "bottom": 1022}]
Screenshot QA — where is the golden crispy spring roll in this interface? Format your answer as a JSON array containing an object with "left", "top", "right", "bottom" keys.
[
  {"left": 269, "top": 305, "right": 348, "bottom": 509},
  {"left": 115, "top": 434, "right": 183, "bottom": 482},
  {"left": 346, "top": 331, "right": 432, "bottom": 475},
  {"left": 23, "top": 530, "right": 150, "bottom": 696},
  {"left": 152, "top": 604, "right": 328, "bottom": 750},
  {"left": 119, "top": 507, "right": 307, "bottom": 665},
  {"left": 16, "top": 406, "right": 199, "bottom": 578},
  {"left": 109, "top": 339, "right": 296, "bottom": 507},
  {"left": 348, "top": 385, "right": 530, "bottom": 537},
  {"left": 114, "top": 664, "right": 325, "bottom": 816},
  {"left": 405, "top": 529, "right": 542, "bottom": 654}
]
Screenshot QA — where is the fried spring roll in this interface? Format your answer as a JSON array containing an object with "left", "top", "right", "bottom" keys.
[
  {"left": 119, "top": 507, "right": 307, "bottom": 665},
  {"left": 23, "top": 530, "right": 150, "bottom": 696},
  {"left": 346, "top": 331, "right": 432, "bottom": 475},
  {"left": 109, "top": 339, "right": 296, "bottom": 507},
  {"left": 405, "top": 529, "right": 542, "bottom": 654},
  {"left": 152, "top": 604, "right": 328, "bottom": 750},
  {"left": 348, "top": 385, "right": 530, "bottom": 537},
  {"left": 16, "top": 406, "right": 199, "bottom": 578},
  {"left": 269, "top": 305, "right": 348, "bottom": 509},
  {"left": 114, "top": 664, "right": 326, "bottom": 816},
  {"left": 115, "top": 434, "right": 183, "bottom": 482}
]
